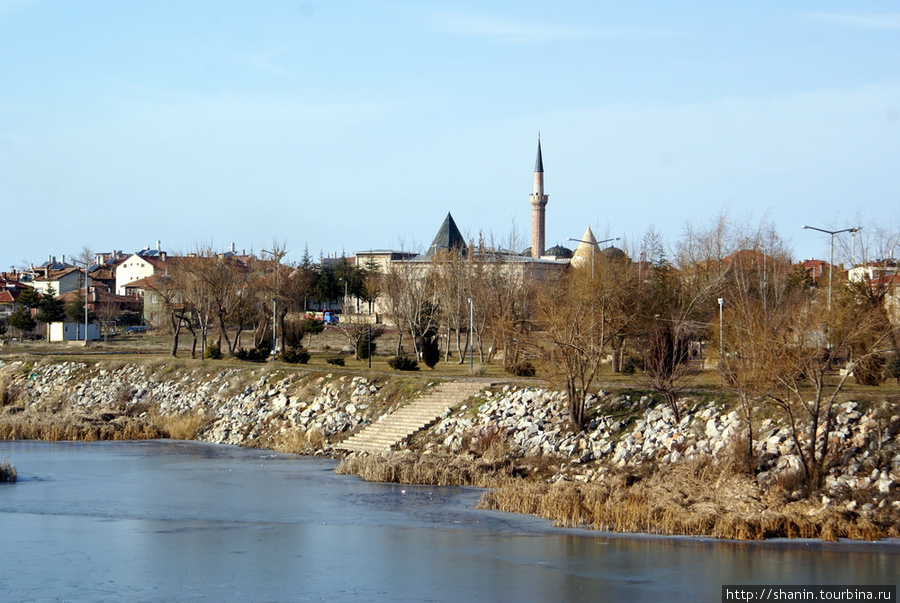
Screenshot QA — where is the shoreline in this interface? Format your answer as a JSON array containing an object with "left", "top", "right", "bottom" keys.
[
  {"left": 5, "top": 437, "right": 899, "bottom": 550},
  {"left": 0, "top": 358, "right": 897, "bottom": 542}
]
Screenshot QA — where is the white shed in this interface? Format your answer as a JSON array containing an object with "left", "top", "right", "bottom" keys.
[{"left": 48, "top": 321, "right": 101, "bottom": 342}]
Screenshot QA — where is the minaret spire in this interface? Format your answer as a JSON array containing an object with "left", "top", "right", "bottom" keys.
[
  {"left": 530, "top": 134, "right": 549, "bottom": 259},
  {"left": 535, "top": 134, "right": 544, "bottom": 174}
]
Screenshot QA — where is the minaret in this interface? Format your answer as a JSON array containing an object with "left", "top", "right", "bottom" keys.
[{"left": 530, "top": 135, "right": 549, "bottom": 259}]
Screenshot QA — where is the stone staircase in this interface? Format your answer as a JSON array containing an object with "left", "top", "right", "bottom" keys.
[{"left": 336, "top": 381, "right": 486, "bottom": 454}]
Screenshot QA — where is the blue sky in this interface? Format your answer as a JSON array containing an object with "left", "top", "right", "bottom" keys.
[{"left": 1, "top": 1, "right": 898, "bottom": 268}]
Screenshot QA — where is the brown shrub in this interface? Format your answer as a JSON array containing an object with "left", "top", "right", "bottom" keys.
[
  {"left": 475, "top": 459, "right": 897, "bottom": 541},
  {"left": 336, "top": 452, "right": 516, "bottom": 488},
  {"left": 150, "top": 410, "right": 210, "bottom": 440}
]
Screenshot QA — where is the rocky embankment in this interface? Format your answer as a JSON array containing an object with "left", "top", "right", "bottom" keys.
[
  {"left": 432, "top": 387, "right": 899, "bottom": 498},
  {"left": 1, "top": 360, "right": 898, "bottom": 539}
]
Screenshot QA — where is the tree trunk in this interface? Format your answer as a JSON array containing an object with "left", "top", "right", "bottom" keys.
[
  {"left": 566, "top": 380, "right": 586, "bottom": 431},
  {"left": 169, "top": 312, "right": 182, "bottom": 357},
  {"left": 217, "top": 312, "right": 233, "bottom": 355}
]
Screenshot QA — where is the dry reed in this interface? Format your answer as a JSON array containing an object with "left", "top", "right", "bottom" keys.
[
  {"left": 477, "top": 459, "right": 900, "bottom": 541},
  {"left": 149, "top": 410, "right": 210, "bottom": 440},
  {"left": 335, "top": 452, "right": 516, "bottom": 488},
  {"left": 0, "top": 458, "right": 16, "bottom": 482},
  {"left": 271, "top": 427, "right": 326, "bottom": 455},
  {"left": 336, "top": 450, "right": 898, "bottom": 540}
]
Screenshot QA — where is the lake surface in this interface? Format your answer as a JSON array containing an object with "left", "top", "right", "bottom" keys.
[{"left": 0, "top": 440, "right": 895, "bottom": 602}]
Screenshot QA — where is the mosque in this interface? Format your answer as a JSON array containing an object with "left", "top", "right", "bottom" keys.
[{"left": 355, "top": 136, "right": 624, "bottom": 275}]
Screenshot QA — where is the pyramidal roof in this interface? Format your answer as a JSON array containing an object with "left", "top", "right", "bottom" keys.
[{"left": 426, "top": 212, "right": 466, "bottom": 257}]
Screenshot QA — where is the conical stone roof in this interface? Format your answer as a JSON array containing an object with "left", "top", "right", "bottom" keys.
[{"left": 571, "top": 226, "right": 598, "bottom": 267}]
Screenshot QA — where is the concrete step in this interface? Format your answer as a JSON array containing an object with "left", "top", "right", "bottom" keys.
[{"left": 336, "top": 381, "right": 487, "bottom": 454}]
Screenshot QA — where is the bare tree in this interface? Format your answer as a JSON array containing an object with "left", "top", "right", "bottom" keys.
[
  {"left": 531, "top": 253, "right": 638, "bottom": 430},
  {"left": 764, "top": 292, "right": 894, "bottom": 493},
  {"left": 381, "top": 260, "right": 438, "bottom": 357},
  {"left": 430, "top": 248, "right": 472, "bottom": 362},
  {"left": 142, "top": 272, "right": 191, "bottom": 358}
]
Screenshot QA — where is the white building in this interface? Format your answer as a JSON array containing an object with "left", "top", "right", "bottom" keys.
[
  {"left": 31, "top": 267, "right": 90, "bottom": 296},
  {"left": 115, "top": 252, "right": 170, "bottom": 295},
  {"left": 48, "top": 321, "right": 101, "bottom": 342}
]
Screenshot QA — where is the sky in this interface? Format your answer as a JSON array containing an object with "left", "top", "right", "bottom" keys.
[{"left": 1, "top": 1, "right": 899, "bottom": 269}]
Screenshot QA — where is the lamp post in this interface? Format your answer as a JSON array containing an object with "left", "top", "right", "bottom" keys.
[
  {"left": 71, "top": 259, "right": 90, "bottom": 345},
  {"left": 801, "top": 225, "right": 860, "bottom": 311},
  {"left": 567, "top": 236, "right": 620, "bottom": 279},
  {"left": 467, "top": 297, "right": 474, "bottom": 371},
  {"left": 718, "top": 297, "right": 724, "bottom": 365},
  {"left": 261, "top": 249, "right": 280, "bottom": 361}
]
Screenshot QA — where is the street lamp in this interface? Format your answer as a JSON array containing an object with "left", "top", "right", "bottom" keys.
[
  {"left": 71, "top": 259, "right": 90, "bottom": 345},
  {"left": 718, "top": 297, "right": 724, "bottom": 365},
  {"left": 801, "top": 225, "right": 860, "bottom": 311},
  {"left": 567, "top": 236, "right": 621, "bottom": 279},
  {"left": 261, "top": 250, "right": 280, "bottom": 361},
  {"left": 467, "top": 297, "right": 474, "bottom": 371}
]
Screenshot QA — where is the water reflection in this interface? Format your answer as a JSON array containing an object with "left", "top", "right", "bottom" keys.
[{"left": 0, "top": 441, "right": 895, "bottom": 602}]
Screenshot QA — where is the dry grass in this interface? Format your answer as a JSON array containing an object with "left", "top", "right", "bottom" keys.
[
  {"left": 148, "top": 410, "right": 211, "bottom": 440},
  {"left": 335, "top": 450, "right": 898, "bottom": 541},
  {"left": 0, "top": 377, "right": 23, "bottom": 408},
  {"left": 0, "top": 458, "right": 16, "bottom": 482},
  {"left": 270, "top": 426, "right": 326, "bottom": 455},
  {"left": 335, "top": 451, "right": 517, "bottom": 487},
  {"left": 0, "top": 407, "right": 167, "bottom": 441},
  {"left": 0, "top": 406, "right": 214, "bottom": 442},
  {"left": 478, "top": 459, "right": 900, "bottom": 541}
]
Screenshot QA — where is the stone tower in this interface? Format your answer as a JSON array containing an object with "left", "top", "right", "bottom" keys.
[{"left": 530, "top": 136, "right": 549, "bottom": 259}]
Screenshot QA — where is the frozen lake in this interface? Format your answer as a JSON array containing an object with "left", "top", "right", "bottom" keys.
[{"left": 0, "top": 440, "right": 895, "bottom": 602}]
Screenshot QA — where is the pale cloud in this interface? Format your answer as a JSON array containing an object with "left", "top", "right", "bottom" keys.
[
  {"left": 0, "top": 0, "right": 36, "bottom": 12},
  {"left": 247, "top": 51, "right": 296, "bottom": 80},
  {"left": 427, "top": 11, "right": 676, "bottom": 44},
  {"left": 806, "top": 12, "right": 900, "bottom": 31},
  {"left": 0, "top": 0, "right": 37, "bottom": 23}
]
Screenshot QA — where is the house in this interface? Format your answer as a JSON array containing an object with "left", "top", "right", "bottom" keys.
[
  {"left": 883, "top": 274, "right": 900, "bottom": 327},
  {"left": 800, "top": 259, "right": 828, "bottom": 285},
  {"left": 115, "top": 251, "right": 171, "bottom": 295},
  {"left": 124, "top": 273, "right": 179, "bottom": 326},
  {"left": 88, "top": 262, "right": 120, "bottom": 293},
  {"left": 0, "top": 274, "right": 31, "bottom": 318},
  {"left": 848, "top": 259, "right": 900, "bottom": 283},
  {"left": 31, "top": 267, "right": 89, "bottom": 296},
  {"left": 58, "top": 288, "right": 142, "bottom": 324}
]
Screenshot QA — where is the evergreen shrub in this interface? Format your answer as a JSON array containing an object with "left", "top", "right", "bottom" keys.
[
  {"left": 281, "top": 347, "right": 311, "bottom": 364},
  {"left": 204, "top": 342, "right": 223, "bottom": 360},
  {"left": 388, "top": 356, "right": 419, "bottom": 371},
  {"left": 505, "top": 361, "right": 535, "bottom": 377}
]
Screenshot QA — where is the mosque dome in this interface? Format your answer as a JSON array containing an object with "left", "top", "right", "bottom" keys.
[
  {"left": 601, "top": 246, "right": 626, "bottom": 260},
  {"left": 545, "top": 245, "right": 573, "bottom": 259}
]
